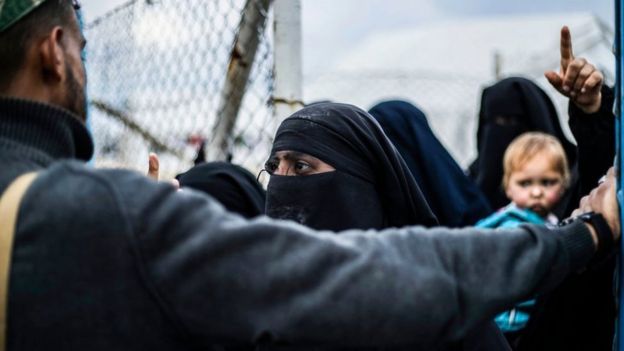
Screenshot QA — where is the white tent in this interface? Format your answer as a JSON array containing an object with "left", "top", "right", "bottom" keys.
[{"left": 304, "top": 12, "right": 614, "bottom": 167}]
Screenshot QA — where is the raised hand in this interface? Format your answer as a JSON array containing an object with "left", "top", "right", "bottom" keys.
[
  {"left": 148, "top": 152, "right": 159, "bottom": 181},
  {"left": 147, "top": 153, "right": 180, "bottom": 189},
  {"left": 544, "top": 26, "right": 603, "bottom": 114}
]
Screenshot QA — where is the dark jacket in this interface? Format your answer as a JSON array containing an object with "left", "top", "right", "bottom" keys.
[
  {"left": 0, "top": 98, "right": 597, "bottom": 350},
  {"left": 514, "top": 87, "right": 617, "bottom": 351}
]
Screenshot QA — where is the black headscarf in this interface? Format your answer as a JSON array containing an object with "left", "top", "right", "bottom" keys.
[
  {"left": 177, "top": 162, "right": 266, "bottom": 219},
  {"left": 369, "top": 100, "right": 492, "bottom": 227},
  {"left": 468, "top": 77, "right": 577, "bottom": 210},
  {"left": 266, "top": 102, "right": 438, "bottom": 231}
]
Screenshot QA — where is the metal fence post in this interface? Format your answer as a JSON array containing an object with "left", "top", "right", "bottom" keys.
[
  {"left": 208, "top": 0, "right": 273, "bottom": 161},
  {"left": 617, "top": 0, "right": 623, "bottom": 349},
  {"left": 273, "top": 0, "right": 303, "bottom": 122}
]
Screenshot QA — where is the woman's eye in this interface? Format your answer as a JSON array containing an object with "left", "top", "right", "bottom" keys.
[{"left": 294, "top": 161, "right": 311, "bottom": 173}]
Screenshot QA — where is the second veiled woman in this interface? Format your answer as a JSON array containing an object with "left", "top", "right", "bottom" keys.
[{"left": 369, "top": 100, "right": 492, "bottom": 227}]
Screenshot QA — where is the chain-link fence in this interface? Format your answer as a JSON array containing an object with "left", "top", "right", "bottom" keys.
[
  {"left": 303, "top": 22, "right": 614, "bottom": 168},
  {"left": 304, "top": 70, "right": 590, "bottom": 169},
  {"left": 86, "top": 4, "right": 613, "bottom": 176},
  {"left": 86, "top": 0, "right": 276, "bottom": 178}
]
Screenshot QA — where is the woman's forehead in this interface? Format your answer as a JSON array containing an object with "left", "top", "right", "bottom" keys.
[
  {"left": 274, "top": 150, "right": 304, "bottom": 158},
  {"left": 274, "top": 150, "right": 323, "bottom": 162}
]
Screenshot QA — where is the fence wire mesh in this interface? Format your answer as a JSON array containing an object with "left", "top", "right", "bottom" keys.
[
  {"left": 85, "top": 0, "right": 275, "bottom": 178},
  {"left": 302, "top": 14, "right": 614, "bottom": 169},
  {"left": 304, "top": 64, "right": 613, "bottom": 170}
]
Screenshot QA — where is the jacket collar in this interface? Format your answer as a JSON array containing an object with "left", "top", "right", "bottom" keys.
[{"left": 0, "top": 97, "right": 93, "bottom": 164}]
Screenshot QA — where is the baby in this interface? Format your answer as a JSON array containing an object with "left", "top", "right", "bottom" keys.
[
  {"left": 479, "top": 131, "right": 569, "bottom": 228},
  {"left": 477, "top": 132, "right": 570, "bottom": 336}
]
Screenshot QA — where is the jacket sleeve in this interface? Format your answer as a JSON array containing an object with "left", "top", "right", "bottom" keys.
[
  {"left": 113, "top": 171, "right": 596, "bottom": 349},
  {"left": 568, "top": 85, "right": 615, "bottom": 197}
]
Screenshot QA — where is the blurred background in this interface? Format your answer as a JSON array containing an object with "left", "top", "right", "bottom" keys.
[{"left": 80, "top": 0, "right": 614, "bottom": 177}]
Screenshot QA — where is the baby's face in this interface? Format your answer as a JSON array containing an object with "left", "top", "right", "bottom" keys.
[{"left": 505, "top": 154, "right": 564, "bottom": 217}]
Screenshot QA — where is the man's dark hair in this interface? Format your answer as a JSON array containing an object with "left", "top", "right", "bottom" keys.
[{"left": 0, "top": 0, "right": 76, "bottom": 91}]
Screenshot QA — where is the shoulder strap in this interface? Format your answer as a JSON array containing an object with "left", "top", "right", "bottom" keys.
[{"left": 0, "top": 172, "right": 38, "bottom": 350}]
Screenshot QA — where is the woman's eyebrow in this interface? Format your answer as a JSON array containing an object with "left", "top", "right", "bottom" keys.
[{"left": 281, "top": 151, "right": 309, "bottom": 161}]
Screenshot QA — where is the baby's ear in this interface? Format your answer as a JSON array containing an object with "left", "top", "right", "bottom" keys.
[{"left": 502, "top": 181, "right": 510, "bottom": 196}]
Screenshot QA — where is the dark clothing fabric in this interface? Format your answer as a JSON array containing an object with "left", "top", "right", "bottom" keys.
[
  {"left": 267, "top": 172, "right": 384, "bottom": 231},
  {"left": 368, "top": 100, "right": 492, "bottom": 227},
  {"left": 562, "top": 86, "right": 616, "bottom": 214},
  {"left": 269, "top": 103, "right": 504, "bottom": 350},
  {"left": 468, "top": 77, "right": 577, "bottom": 212},
  {"left": 457, "top": 322, "right": 512, "bottom": 351},
  {"left": 0, "top": 97, "right": 599, "bottom": 350},
  {"left": 513, "top": 86, "right": 616, "bottom": 351},
  {"left": 177, "top": 161, "right": 266, "bottom": 219},
  {"left": 194, "top": 141, "right": 207, "bottom": 165},
  {"left": 267, "top": 102, "right": 438, "bottom": 229}
]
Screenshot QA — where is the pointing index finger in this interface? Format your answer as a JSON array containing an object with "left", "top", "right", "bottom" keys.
[
  {"left": 560, "top": 26, "right": 574, "bottom": 71},
  {"left": 148, "top": 153, "right": 160, "bottom": 180}
]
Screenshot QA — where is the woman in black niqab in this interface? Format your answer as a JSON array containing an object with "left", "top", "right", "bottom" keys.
[
  {"left": 468, "top": 77, "right": 577, "bottom": 213},
  {"left": 265, "top": 102, "right": 508, "bottom": 351},
  {"left": 369, "top": 100, "right": 492, "bottom": 227},
  {"left": 265, "top": 102, "right": 438, "bottom": 231}
]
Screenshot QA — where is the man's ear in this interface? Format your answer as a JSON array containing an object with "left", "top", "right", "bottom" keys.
[{"left": 38, "top": 27, "right": 66, "bottom": 84}]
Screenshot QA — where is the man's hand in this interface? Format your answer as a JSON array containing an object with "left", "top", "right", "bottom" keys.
[
  {"left": 544, "top": 26, "right": 603, "bottom": 114},
  {"left": 573, "top": 167, "right": 620, "bottom": 240}
]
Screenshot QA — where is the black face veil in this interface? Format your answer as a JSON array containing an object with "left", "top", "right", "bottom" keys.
[{"left": 265, "top": 102, "right": 438, "bottom": 231}]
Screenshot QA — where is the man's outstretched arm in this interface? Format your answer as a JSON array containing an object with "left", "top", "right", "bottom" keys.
[{"left": 112, "top": 171, "right": 611, "bottom": 349}]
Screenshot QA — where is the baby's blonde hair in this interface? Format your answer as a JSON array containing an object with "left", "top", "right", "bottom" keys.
[{"left": 502, "top": 132, "right": 570, "bottom": 190}]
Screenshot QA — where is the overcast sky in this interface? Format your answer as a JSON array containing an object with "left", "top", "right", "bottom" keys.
[{"left": 80, "top": 0, "right": 614, "bottom": 75}]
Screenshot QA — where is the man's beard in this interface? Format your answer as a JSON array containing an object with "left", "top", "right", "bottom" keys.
[{"left": 64, "top": 63, "right": 87, "bottom": 123}]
